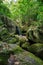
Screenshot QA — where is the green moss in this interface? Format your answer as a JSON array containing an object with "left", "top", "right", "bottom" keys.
[
  {"left": 27, "top": 52, "right": 43, "bottom": 65},
  {"left": 0, "top": 45, "right": 43, "bottom": 65},
  {"left": 13, "top": 46, "right": 23, "bottom": 54},
  {"left": 28, "top": 43, "right": 43, "bottom": 53},
  {"left": 22, "top": 42, "right": 30, "bottom": 49},
  {"left": 0, "top": 20, "right": 3, "bottom": 26},
  {"left": 28, "top": 43, "right": 43, "bottom": 60},
  {"left": 7, "top": 37, "right": 17, "bottom": 44},
  {"left": 16, "top": 51, "right": 43, "bottom": 65}
]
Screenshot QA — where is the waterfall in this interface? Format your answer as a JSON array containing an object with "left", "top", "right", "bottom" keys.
[{"left": 16, "top": 26, "right": 22, "bottom": 35}]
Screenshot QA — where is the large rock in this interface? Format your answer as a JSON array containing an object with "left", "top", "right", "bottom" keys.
[
  {"left": 0, "top": 15, "right": 16, "bottom": 33},
  {"left": 0, "top": 15, "right": 21, "bottom": 43},
  {"left": 28, "top": 43, "right": 43, "bottom": 60},
  {"left": 27, "top": 25, "right": 43, "bottom": 43},
  {"left": 15, "top": 35, "right": 28, "bottom": 47},
  {"left": 22, "top": 42, "right": 30, "bottom": 50},
  {"left": 1, "top": 42, "right": 43, "bottom": 65},
  {"left": 16, "top": 51, "right": 43, "bottom": 65},
  {"left": 0, "top": 15, "right": 16, "bottom": 42}
]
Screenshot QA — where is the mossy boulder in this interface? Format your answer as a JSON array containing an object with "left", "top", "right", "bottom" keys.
[
  {"left": 0, "top": 15, "right": 16, "bottom": 33},
  {"left": 27, "top": 25, "right": 43, "bottom": 43},
  {"left": 0, "top": 44, "right": 43, "bottom": 65},
  {"left": 15, "top": 35, "right": 28, "bottom": 42},
  {"left": 0, "top": 27, "right": 10, "bottom": 41},
  {"left": 28, "top": 43, "right": 43, "bottom": 60},
  {"left": 15, "top": 35, "right": 28, "bottom": 47},
  {"left": 7, "top": 45, "right": 43, "bottom": 65},
  {"left": 0, "top": 15, "right": 16, "bottom": 42},
  {"left": 22, "top": 42, "right": 30, "bottom": 50},
  {"left": 0, "top": 15, "right": 21, "bottom": 43},
  {"left": 16, "top": 51, "right": 43, "bottom": 65}
]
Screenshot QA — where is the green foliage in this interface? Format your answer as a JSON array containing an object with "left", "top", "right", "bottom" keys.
[
  {"left": 37, "top": 12, "right": 43, "bottom": 21},
  {"left": 0, "top": 0, "right": 11, "bottom": 18},
  {"left": 31, "top": 21, "right": 42, "bottom": 27},
  {"left": 2, "top": 0, "right": 43, "bottom": 26},
  {"left": 0, "top": 0, "right": 3, "bottom": 3}
]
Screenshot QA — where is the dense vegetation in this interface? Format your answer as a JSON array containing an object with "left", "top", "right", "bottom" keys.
[{"left": 0, "top": 0, "right": 43, "bottom": 65}]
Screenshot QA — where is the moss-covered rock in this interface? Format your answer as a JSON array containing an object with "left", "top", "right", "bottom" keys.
[
  {"left": 22, "top": 42, "right": 30, "bottom": 50},
  {"left": 15, "top": 35, "right": 28, "bottom": 47},
  {"left": 0, "top": 15, "right": 16, "bottom": 33},
  {"left": 27, "top": 25, "right": 43, "bottom": 43},
  {"left": 16, "top": 51, "right": 43, "bottom": 65},
  {"left": 21, "top": 25, "right": 29, "bottom": 35},
  {"left": 28, "top": 43, "right": 43, "bottom": 60},
  {"left": 0, "top": 44, "right": 43, "bottom": 65},
  {"left": 0, "top": 15, "right": 21, "bottom": 43}
]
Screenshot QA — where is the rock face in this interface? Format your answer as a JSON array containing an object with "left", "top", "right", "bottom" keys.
[
  {"left": 0, "top": 15, "right": 16, "bottom": 33},
  {"left": 0, "top": 15, "right": 15, "bottom": 41},
  {"left": 0, "top": 15, "right": 20, "bottom": 43},
  {"left": 27, "top": 25, "right": 43, "bottom": 43}
]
